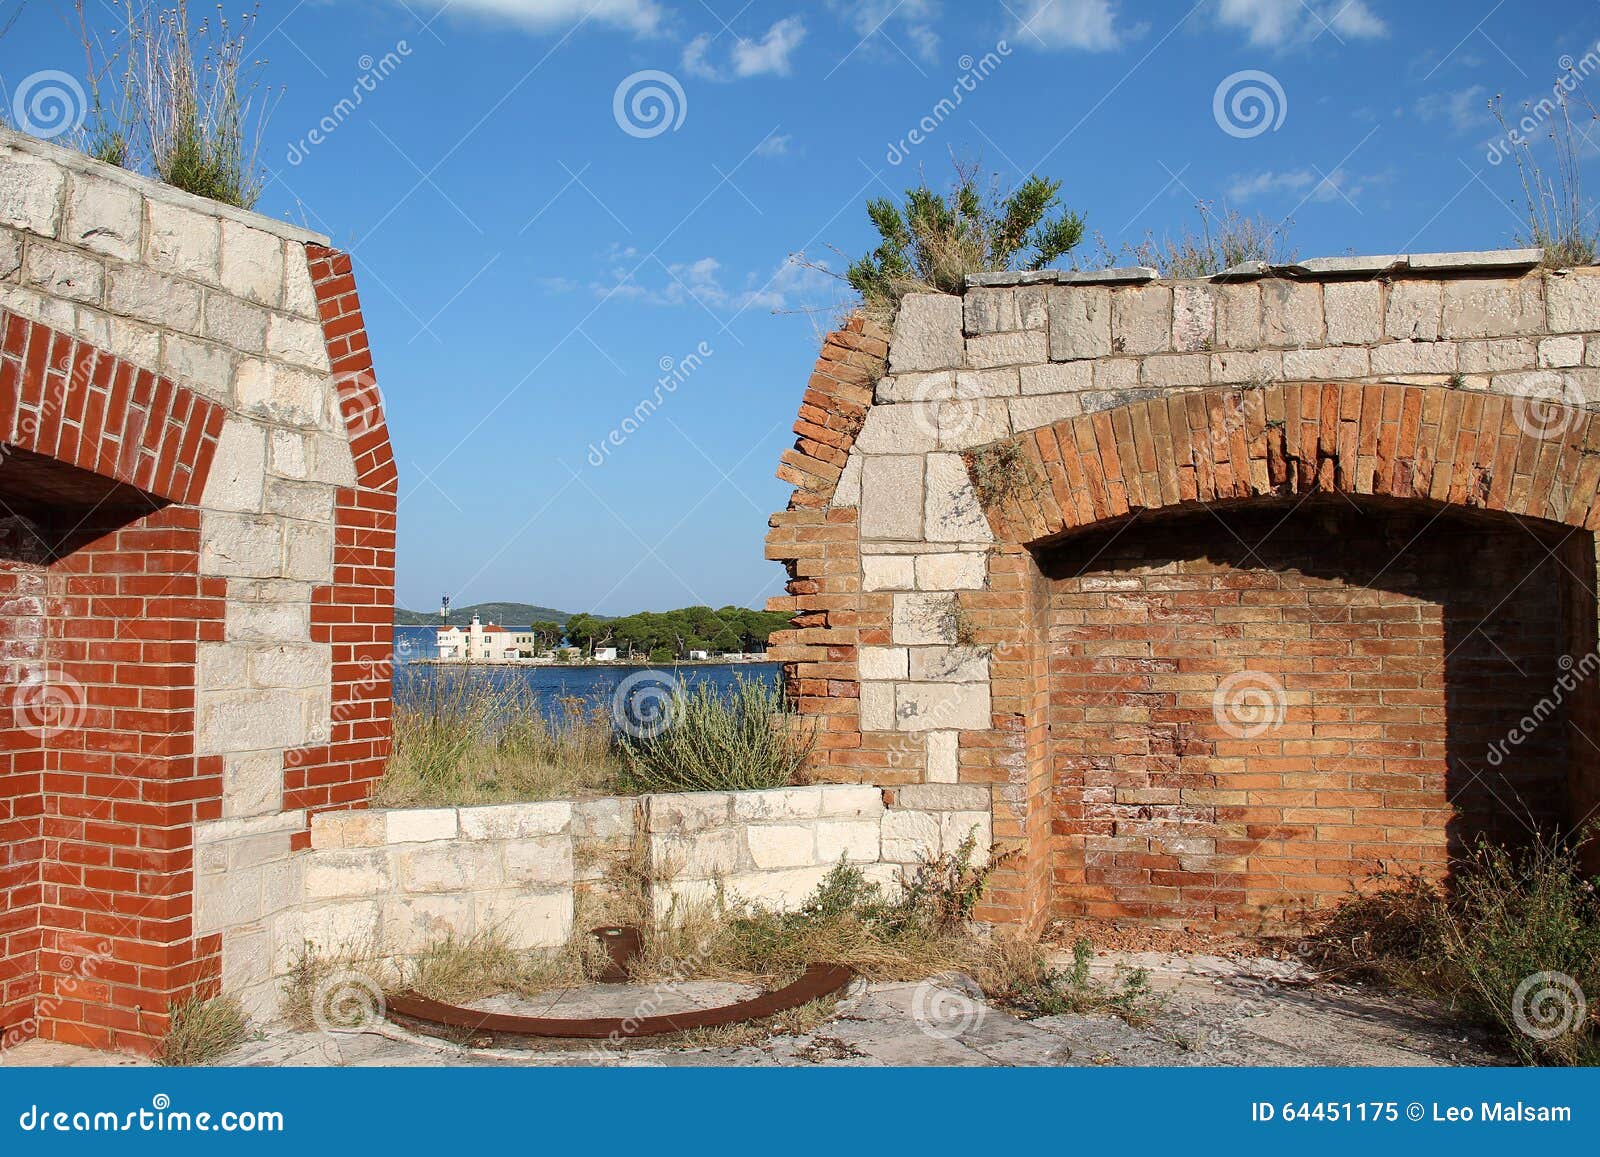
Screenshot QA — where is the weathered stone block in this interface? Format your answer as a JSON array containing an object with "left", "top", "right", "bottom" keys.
[
  {"left": 818, "top": 785, "right": 883, "bottom": 817},
  {"left": 146, "top": 199, "right": 220, "bottom": 282},
  {"left": 926, "top": 730, "right": 959, "bottom": 783},
  {"left": 503, "top": 835, "right": 574, "bottom": 886},
  {"left": 1172, "top": 284, "right": 1215, "bottom": 352},
  {"left": 652, "top": 829, "right": 740, "bottom": 879},
  {"left": 1385, "top": 280, "right": 1442, "bottom": 341},
  {"left": 817, "top": 819, "right": 880, "bottom": 863},
  {"left": 23, "top": 242, "right": 102, "bottom": 304},
  {"left": 1048, "top": 285, "right": 1112, "bottom": 361},
  {"left": 381, "top": 895, "right": 473, "bottom": 954},
  {"left": 888, "top": 293, "right": 963, "bottom": 372},
  {"left": 1214, "top": 282, "right": 1261, "bottom": 349},
  {"left": 854, "top": 404, "right": 939, "bottom": 455},
  {"left": 894, "top": 681, "right": 991, "bottom": 731},
  {"left": 106, "top": 265, "right": 202, "bottom": 332},
  {"left": 862, "top": 553, "right": 916, "bottom": 591},
  {"left": 1323, "top": 281, "right": 1382, "bottom": 345},
  {"left": 1546, "top": 272, "right": 1600, "bottom": 332},
  {"left": 731, "top": 786, "right": 825, "bottom": 822},
  {"left": 473, "top": 891, "right": 572, "bottom": 950},
  {"left": 645, "top": 792, "right": 731, "bottom": 835},
  {"left": 304, "top": 849, "right": 393, "bottom": 901},
  {"left": 892, "top": 592, "right": 957, "bottom": 645},
  {"left": 1283, "top": 346, "right": 1370, "bottom": 378},
  {"left": 860, "top": 455, "right": 925, "bottom": 540},
  {"left": 1261, "top": 280, "right": 1323, "bottom": 347},
  {"left": 459, "top": 801, "right": 572, "bottom": 840},
  {"left": 63, "top": 175, "right": 140, "bottom": 260},
  {"left": 221, "top": 220, "right": 285, "bottom": 306},
  {"left": 924, "top": 454, "right": 992, "bottom": 542},
  {"left": 1370, "top": 341, "right": 1457, "bottom": 375},
  {"left": 0, "top": 148, "right": 64, "bottom": 236},
  {"left": 1020, "top": 361, "right": 1092, "bottom": 395},
  {"left": 1009, "top": 393, "right": 1083, "bottom": 430},
  {"left": 859, "top": 681, "right": 896, "bottom": 731},
  {"left": 400, "top": 841, "right": 503, "bottom": 892},
  {"left": 881, "top": 809, "right": 940, "bottom": 862},
  {"left": 1112, "top": 284, "right": 1172, "bottom": 355},
  {"left": 1441, "top": 277, "right": 1543, "bottom": 338},
  {"left": 859, "top": 646, "right": 910, "bottom": 680},
  {"left": 746, "top": 823, "right": 817, "bottom": 869},
  {"left": 966, "top": 329, "right": 1047, "bottom": 367},
  {"left": 895, "top": 783, "right": 991, "bottom": 811},
  {"left": 383, "top": 808, "right": 458, "bottom": 844},
  {"left": 908, "top": 646, "right": 989, "bottom": 683},
  {"left": 1140, "top": 353, "right": 1210, "bottom": 387}
]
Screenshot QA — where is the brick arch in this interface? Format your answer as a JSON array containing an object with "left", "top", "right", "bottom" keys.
[{"left": 970, "top": 381, "right": 1600, "bottom": 545}]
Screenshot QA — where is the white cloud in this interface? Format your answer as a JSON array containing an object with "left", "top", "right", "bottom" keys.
[
  {"left": 1414, "top": 85, "right": 1488, "bottom": 134},
  {"left": 682, "top": 16, "right": 806, "bottom": 81},
  {"left": 829, "top": 0, "right": 940, "bottom": 64},
  {"left": 755, "top": 132, "right": 794, "bottom": 157},
  {"left": 583, "top": 252, "right": 838, "bottom": 312},
  {"left": 1013, "top": 0, "right": 1123, "bottom": 52},
  {"left": 405, "top": 0, "right": 664, "bottom": 35},
  {"left": 1227, "top": 166, "right": 1378, "bottom": 204},
  {"left": 1215, "top": 0, "right": 1386, "bottom": 47}
]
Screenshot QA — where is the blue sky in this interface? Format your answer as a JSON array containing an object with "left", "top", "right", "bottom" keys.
[{"left": 6, "top": 0, "right": 1600, "bottom": 616}]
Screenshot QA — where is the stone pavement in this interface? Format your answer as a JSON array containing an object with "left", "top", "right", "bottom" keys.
[{"left": 2, "top": 952, "right": 1497, "bottom": 1068}]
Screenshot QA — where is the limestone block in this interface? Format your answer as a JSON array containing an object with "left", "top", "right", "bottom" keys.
[
  {"left": 1093, "top": 358, "right": 1141, "bottom": 389},
  {"left": 862, "top": 553, "right": 916, "bottom": 591},
  {"left": 1112, "top": 284, "right": 1171, "bottom": 355},
  {"left": 196, "top": 688, "right": 316, "bottom": 752},
  {"left": 106, "top": 265, "right": 202, "bottom": 332},
  {"left": 924, "top": 454, "right": 992, "bottom": 542},
  {"left": 283, "top": 244, "right": 319, "bottom": 318},
  {"left": 309, "top": 810, "right": 385, "bottom": 850},
  {"left": 894, "top": 681, "right": 992, "bottom": 731},
  {"left": 473, "top": 891, "right": 573, "bottom": 950},
  {"left": 161, "top": 332, "right": 236, "bottom": 394},
  {"left": 200, "top": 511, "right": 282, "bottom": 577},
  {"left": 222, "top": 750, "right": 283, "bottom": 818},
  {"left": 572, "top": 797, "right": 636, "bottom": 843},
  {"left": 233, "top": 359, "right": 328, "bottom": 429},
  {"left": 1171, "top": 284, "right": 1215, "bottom": 352},
  {"left": 1020, "top": 361, "right": 1092, "bottom": 395},
  {"left": 954, "top": 368, "right": 1022, "bottom": 398},
  {"left": 651, "top": 877, "right": 722, "bottom": 920},
  {"left": 854, "top": 404, "right": 939, "bottom": 455},
  {"left": 926, "top": 730, "right": 959, "bottom": 783},
  {"left": 221, "top": 220, "right": 285, "bottom": 306},
  {"left": 383, "top": 808, "right": 458, "bottom": 844},
  {"left": 963, "top": 287, "right": 1017, "bottom": 334},
  {"left": 264, "top": 478, "right": 337, "bottom": 524},
  {"left": 283, "top": 522, "right": 334, "bottom": 582},
  {"left": 892, "top": 592, "right": 957, "bottom": 645},
  {"left": 63, "top": 175, "right": 140, "bottom": 260},
  {"left": 1385, "top": 280, "right": 1442, "bottom": 341},
  {"left": 1261, "top": 281, "right": 1323, "bottom": 348},
  {"left": 859, "top": 682, "right": 896, "bottom": 731},
  {"left": 1009, "top": 393, "right": 1083, "bottom": 431},
  {"left": 818, "top": 785, "right": 883, "bottom": 818},
  {"left": 1441, "top": 277, "right": 1544, "bottom": 338},
  {"left": 940, "top": 811, "right": 993, "bottom": 862},
  {"left": 965, "top": 330, "right": 1047, "bottom": 368},
  {"left": 225, "top": 595, "right": 311, "bottom": 643},
  {"left": 652, "top": 829, "right": 739, "bottom": 879},
  {"left": 458, "top": 801, "right": 572, "bottom": 840},
  {"left": 400, "top": 841, "right": 504, "bottom": 892},
  {"left": 1140, "top": 353, "right": 1210, "bottom": 387},
  {"left": 1283, "top": 346, "right": 1370, "bottom": 379},
  {"left": 816, "top": 819, "right": 880, "bottom": 863},
  {"left": 1371, "top": 341, "right": 1457, "bottom": 375},
  {"left": 1459, "top": 338, "right": 1537, "bottom": 373},
  {"left": 1214, "top": 282, "right": 1261, "bottom": 349},
  {"left": 1539, "top": 335, "right": 1585, "bottom": 367},
  {"left": 1211, "top": 350, "right": 1282, "bottom": 384},
  {"left": 195, "top": 867, "right": 263, "bottom": 933},
  {"left": 204, "top": 292, "right": 270, "bottom": 353},
  {"left": 304, "top": 849, "right": 393, "bottom": 901},
  {"left": 0, "top": 148, "right": 64, "bottom": 236},
  {"left": 913, "top": 551, "right": 986, "bottom": 590},
  {"left": 0, "top": 229, "right": 18, "bottom": 279},
  {"left": 936, "top": 396, "right": 1011, "bottom": 451},
  {"left": 297, "top": 900, "right": 381, "bottom": 956},
  {"left": 731, "top": 786, "right": 825, "bottom": 822},
  {"left": 876, "top": 370, "right": 955, "bottom": 404},
  {"left": 908, "top": 646, "right": 989, "bottom": 683},
  {"left": 221, "top": 926, "right": 271, "bottom": 992},
  {"left": 22, "top": 242, "right": 102, "bottom": 304},
  {"left": 503, "top": 835, "right": 575, "bottom": 886},
  {"left": 644, "top": 792, "right": 731, "bottom": 835},
  {"left": 196, "top": 640, "right": 248, "bottom": 690},
  {"left": 723, "top": 866, "right": 831, "bottom": 911},
  {"left": 895, "top": 783, "right": 991, "bottom": 811},
  {"left": 1047, "top": 285, "right": 1111, "bottom": 360},
  {"left": 881, "top": 809, "right": 940, "bottom": 863},
  {"left": 107, "top": 315, "right": 161, "bottom": 368},
  {"left": 146, "top": 199, "right": 220, "bottom": 282},
  {"left": 1546, "top": 272, "right": 1600, "bottom": 332},
  {"left": 1323, "top": 281, "right": 1382, "bottom": 345},
  {"left": 889, "top": 293, "right": 963, "bottom": 372},
  {"left": 834, "top": 451, "right": 862, "bottom": 506},
  {"left": 860, "top": 455, "right": 924, "bottom": 540},
  {"left": 267, "top": 312, "right": 330, "bottom": 370},
  {"left": 199, "top": 417, "right": 267, "bottom": 513},
  {"left": 746, "top": 823, "right": 817, "bottom": 869},
  {"left": 859, "top": 645, "right": 909, "bottom": 681},
  {"left": 381, "top": 894, "right": 474, "bottom": 954}
]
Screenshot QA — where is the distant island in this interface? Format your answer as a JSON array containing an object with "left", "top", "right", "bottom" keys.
[{"left": 393, "top": 602, "right": 604, "bottom": 627}]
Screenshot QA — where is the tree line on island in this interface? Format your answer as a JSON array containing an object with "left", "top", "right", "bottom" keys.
[{"left": 554, "top": 606, "right": 788, "bottom": 662}]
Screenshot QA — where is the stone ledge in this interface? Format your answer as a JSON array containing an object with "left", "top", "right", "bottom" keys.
[{"left": 966, "top": 266, "right": 1157, "bottom": 289}]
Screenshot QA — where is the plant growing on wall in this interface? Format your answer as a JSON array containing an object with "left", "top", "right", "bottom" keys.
[
  {"left": 1491, "top": 88, "right": 1600, "bottom": 268},
  {"left": 72, "top": 1, "right": 274, "bottom": 210},
  {"left": 1097, "top": 200, "right": 1297, "bottom": 278},
  {"left": 846, "top": 158, "right": 1086, "bottom": 315}
]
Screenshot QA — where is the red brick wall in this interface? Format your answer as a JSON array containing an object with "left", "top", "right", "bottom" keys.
[{"left": 1045, "top": 501, "right": 1579, "bottom": 931}]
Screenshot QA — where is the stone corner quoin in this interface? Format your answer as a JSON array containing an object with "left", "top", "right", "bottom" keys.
[{"left": 765, "top": 251, "right": 1600, "bottom": 934}]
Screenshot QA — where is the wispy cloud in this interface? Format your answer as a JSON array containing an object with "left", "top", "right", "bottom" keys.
[
  {"left": 1414, "top": 85, "right": 1488, "bottom": 134},
  {"left": 828, "top": 0, "right": 940, "bottom": 64},
  {"left": 683, "top": 15, "right": 806, "bottom": 80},
  {"left": 399, "top": 0, "right": 665, "bottom": 35},
  {"left": 581, "top": 249, "right": 836, "bottom": 312},
  {"left": 1011, "top": 0, "right": 1124, "bottom": 52},
  {"left": 1215, "top": 0, "right": 1386, "bottom": 47},
  {"left": 1227, "top": 166, "right": 1381, "bottom": 204},
  {"left": 755, "top": 132, "right": 794, "bottom": 158}
]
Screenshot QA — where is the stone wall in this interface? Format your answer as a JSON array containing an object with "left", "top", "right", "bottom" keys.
[
  {"left": 768, "top": 249, "right": 1600, "bottom": 933},
  {"left": 0, "top": 127, "right": 395, "bottom": 1052},
  {"left": 198, "top": 785, "right": 893, "bottom": 1014}
]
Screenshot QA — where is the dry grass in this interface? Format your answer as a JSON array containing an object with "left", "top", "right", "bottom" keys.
[
  {"left": 1491, "top": 89, "right": 1600, "bottom": 267},
  {"left": 617, "top": 676, "right": 814, "bottom": 795},
  {"left": 1097, "top": 201, "right": 1296, "bottom": 279},
  {"left": 374, "top": 669, "right": 623, "bottom": 808},
  {"left": 156, "top": 994, "right": 249, "bottom": 1066}
]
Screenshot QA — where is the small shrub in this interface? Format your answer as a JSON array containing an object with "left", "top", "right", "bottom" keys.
[
  {"left": 1098, "top": 200, "right": 1296, "bottom": 278},
  {"left": 403, "top": 930, "right": 598, "bottom": 1004},
  {"left": 847, "top": 158, "right": 1085, "bottom": 316},
  {"left": 617, "top": 676, "right": 814, "bottom": 794},
  {"left": 156, "top": 994, "right": 248, "bottom": 1065},
  {"left": 973, "top": 935, "right": 1162, "bottom": 1026},
  {"left": 1491, "top": 89, "right": 1600, "bottom": 267},
  {"left": 966, "top": 440, "right": 1037, "bottom": 509}
]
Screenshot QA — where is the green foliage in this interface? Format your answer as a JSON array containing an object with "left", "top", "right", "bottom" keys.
[
  {"left": 565, "top": 605, "right": 786, "bottom": 660},
  {"left": 156, "top": 994, "right": 248, "bottom": 1065},
  {"left": 847, "top": 159, "right": 1085, "bottom": 314},
  {"left": 1102, "top": 200, "right": 1296, "bottom": 278},
  {"left": 618, "top": 675, "right": 814, "bottom": 794}
]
